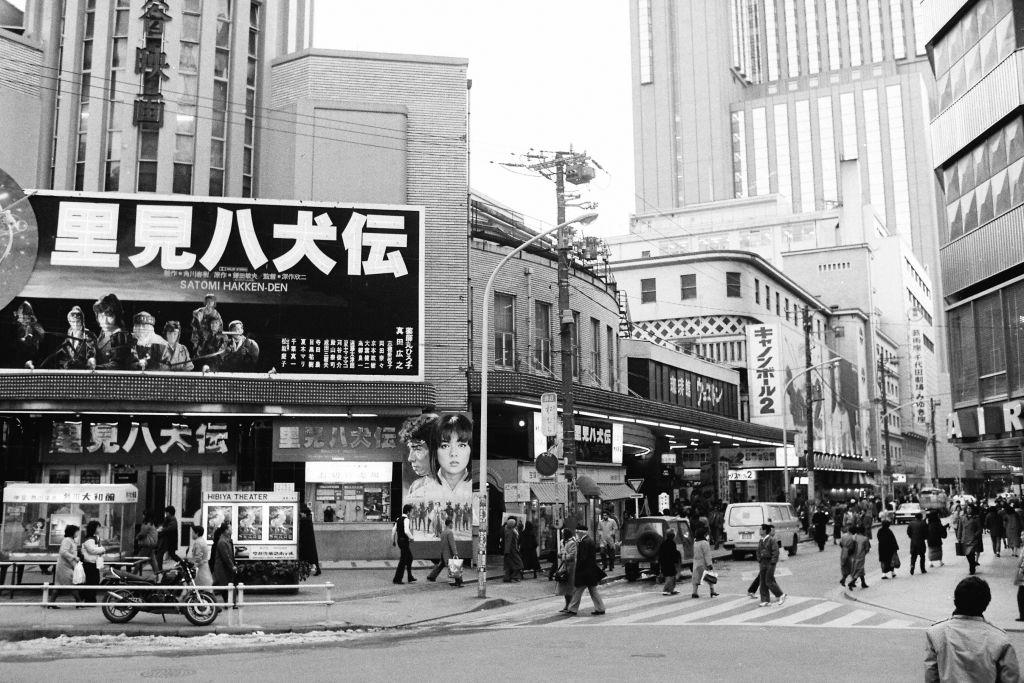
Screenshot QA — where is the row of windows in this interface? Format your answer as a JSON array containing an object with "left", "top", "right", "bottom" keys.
[
  {"left": 932, "top": 0, "right": 1013, "bottom": 78},
  {"left": 906, "top": 288, "right": 933, "bottom": 325},
  {"left": 636, "top": 223, "right": 816, "bottom": 257},
  {"left": 948, "top": 280, "right": 1024, "bottom": 404},
  {"left": 493, "top": 293, "right": 617, "bottom": 389},
  {"left": 903, "top": 256, "right": 931, "bottom": 298},
  {"left": 932, "top": 9, "right": 1015, "bottom": 115}
]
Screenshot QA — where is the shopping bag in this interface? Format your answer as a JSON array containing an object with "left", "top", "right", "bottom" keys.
[
  {"left": 702, "top": 568, "right": 719, "bottom": 585},
  {"left": 447, "top": 557, "right": 464, "bottom": 579},
  {"left": 891, "top": 552, "right": 901, "bottom": 569},
  {"left": 955, "top": 542, "right": 966, "bottom": 556},
  {"left": 72, "top": 562, "right": 86, "bottom": 585}
]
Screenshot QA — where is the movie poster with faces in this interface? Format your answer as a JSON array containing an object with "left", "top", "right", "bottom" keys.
[{"left": 201, "top": 492, "right": 298, "bottom": 560}]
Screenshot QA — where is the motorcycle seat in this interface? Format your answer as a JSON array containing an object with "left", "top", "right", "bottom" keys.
[{"left": 109, "top": 567, "right": 156, "bottom": 584}]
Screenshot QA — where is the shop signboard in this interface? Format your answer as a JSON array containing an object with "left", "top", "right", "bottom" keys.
[
  {"left": 201, "top": 491, "right": 299, "bottom": 561},
  {"left": 272, "top": 419, "right": 403, "bottom": 462},
  {"left": 0, "top": 191, "right": 424, "bottom": 380},
  {"left": 677, "top": 448, "right": 777, "bottom": 469},
  {"left": 728, "top": 469, "right": 758, "bottom": 481},
  {"left": 44, "top": 418, "right": 236, "bottom": 465},
  {"left": 746, "top": 324, "right": 782, "bottom": 418},
  {"left": 540, "top": 392, "right": 559, "bottom": 437}
]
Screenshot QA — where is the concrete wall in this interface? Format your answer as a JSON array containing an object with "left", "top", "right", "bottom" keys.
[
  {"left": 0, "top": 31, "right": 42, "bottom": 187},
  {"left": 264, "top": 50, "right": 470, "bottom": 410}
]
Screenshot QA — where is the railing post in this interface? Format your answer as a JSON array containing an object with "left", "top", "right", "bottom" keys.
[
  {"left": 41, "top": 582, "right": 49, "bottom": 626},
  {"left": 324, "top": 581, "right": 333, "bottom": 623},
  {"left": 235, "top": 582, "right": 245, "bottom": 627}
]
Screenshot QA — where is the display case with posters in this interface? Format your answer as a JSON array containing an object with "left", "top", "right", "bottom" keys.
[
  {"left": 201, "top": 491, "right": 298, "bottom": 561},
  {"left": 0, "top": 483, "right": 138, "bottom": 561}
]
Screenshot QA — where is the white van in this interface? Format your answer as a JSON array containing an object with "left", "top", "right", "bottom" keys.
[{"left": 722, "top": 502, "right": 802, "bottom": 560}]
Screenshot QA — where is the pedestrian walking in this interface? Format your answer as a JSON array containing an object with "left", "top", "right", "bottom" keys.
[
  {"left": 52, "top": 524, "right": 82, "bottom": 606},
  {"left": 965, "top": 507, "right": 984, "bottom": 575},
  {"left": 502, "top": 516, "right": 523, "bottom": 582},
  {"left": 756, "top": 524, "right": 786, "bottom": 606},
  {"left": 212, "top": 520, "right": 236, "bottom": 605},
  {"left": 520, "top": 521, "right": 541, "bottom": 579},
  {"left": 544, "top": 525, "right": 560, "bottom": 581},
  {"left": 843, "top": 502, "right": 857, "bottom": 533},
  {"left": 709, "top": 502, "right": 725, "bottom": 550},
  {"left": 839, "top": 526, "right": 855, "bottom": 586},
  {"left": 986, "top": 503, "right": 1006, "bottom": 557},
  {"left": 658, "top": 529, "right": 681, "bottom": 596},
  {"left": 555, "top": 528, "right": 577, "bottom": 613},
  {"left": 391, "top": 504, "right": 416, "bottom": 584},
  {"left": 907, "top": 512, "right": 928, "bottom": 575},
  {"left": 566, "top": 525, "right": 607, "bottom": 616},
  {"left": 925, "top": 576, "right": 1021, "bottom": 682},
  {"left": 832, "top": 502, "right": 844, "bottom": 545},
  {"left": 811, "top": 505, "right": 829, "bottom": 551},
  {"left": 186, "top": 526, "right": 213, "bottom": 587},
  {"left": 133, "top": 511, "right": 160, "bottom": 575},
  {"left": 860, "top": 507, "right": 874, "bottom": 540},
  {"left": 877, "top": 519, "right": 899, "bottom": 580},
  {"left": 847, "top": 525, "right": 871, "bottom": 590},
  {"left": 1006, "top": 506, "right": 1023, "bottom": 558},
  {"left": 690, "top": 527, "right": 718, "bottom": 598},
  {"left": 926, "top": 511, "right": 949, "bottom": 568},
  {"left": 79, "top": 520, "right": 106, "bottom": 603},
  {"left": 427, "top": 517, "right": 461, "bottom": 585},
  {"left": 1015, "top": 549, "right": 1024, "bottom": 622},
  {"left": 156, "top": 505, "right": 180, "bottom": 571},
  {"left": 597, "top": 511, "right": 619, "bottom": 571},
  {"left": 298, "top": 503, "right": 321, "bottom": 576}
]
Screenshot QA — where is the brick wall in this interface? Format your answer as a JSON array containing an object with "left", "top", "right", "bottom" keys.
[
  {"left": 469, "top": 238, "right": 622, "bottom": 392},
  {"left": 266, "top": 50, "right": 469, "bottom": 410}
]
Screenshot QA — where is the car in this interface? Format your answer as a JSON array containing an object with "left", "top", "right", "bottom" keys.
[
  {"left": 894, "top": 502, "right": 923, "bottom": 524},
  {"left": 620, "top": 516, "right": 693, "bottom": 582},
  {"left": 722, "top": 502, "right": 802, "bottom": 560}
]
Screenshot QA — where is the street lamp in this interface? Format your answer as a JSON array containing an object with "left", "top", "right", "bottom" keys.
[
  {"left": 782, "top": 357, "right": 840, "bottom": 502},
  {"left": 477, "top": 211, "right": 598, "bottom": 599}
]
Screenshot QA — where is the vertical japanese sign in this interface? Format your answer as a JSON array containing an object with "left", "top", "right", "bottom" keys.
[
  {"left": 746, "top": 324, "right": 781, "bottom": 417},
  {"left": 0, "top": 192, "right": 424, "bottom": 380},
  {"left": 910, "top": 324, "right": 927, "bottom": 426}
]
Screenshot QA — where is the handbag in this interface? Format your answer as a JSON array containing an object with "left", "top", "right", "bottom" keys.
[
  {"left": 447, "top": 556, "right": 464, "bottom": 578},
  {"left": 72, "top": 562, "right": 86, "bottom": 585},
  {"left": 553, "top": 564, "right": 569, "bottom": 583},
  {"left": 955, "top": 542, "right": 966, "bottom": 556},
  {"left": 891, "top": 552, "right": 901, "bottom": 569},
  {"left": 703, "top": 568, "right": 719, "bottom": 585}
]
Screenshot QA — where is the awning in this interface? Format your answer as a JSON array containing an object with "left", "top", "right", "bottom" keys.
[
  {"left": 598, "top": 484, "right": 642, "bottom": 501},
  {"left": 531, "top": 482, "right": 567, "bottom": 504}
]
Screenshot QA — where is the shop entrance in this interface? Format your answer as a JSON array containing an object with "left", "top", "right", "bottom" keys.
[{"left": 169, "top": 466, "right": 236, "bottom": 557}]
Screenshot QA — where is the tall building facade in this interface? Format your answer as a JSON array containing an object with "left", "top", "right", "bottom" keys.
[
  {"left": 631, "top": 0, "right": 941, "bottom": 279},
  {"left": 924, "top": 0, "right": 1024, "bottom": 479}
]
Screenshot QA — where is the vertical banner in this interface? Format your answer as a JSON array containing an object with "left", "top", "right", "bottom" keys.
[
  {"left": 746, "top": 324, "right": 782, "bottom": 418},
  {"left": 910, "top": 324, "right": 928, "bottom": 427}
]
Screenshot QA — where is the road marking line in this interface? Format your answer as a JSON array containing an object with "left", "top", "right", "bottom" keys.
[
  {"left": 624, "top": 597, "right": 751, "bottom": 626},
  {"left": 704, "top": 596, "right": 812, "bottom": 625},
  {"left": 764, "top": 601, "right": 842, "bottom": 625},
  {"left": 819, "top": 608, "right": 877, "bottom": 627}
]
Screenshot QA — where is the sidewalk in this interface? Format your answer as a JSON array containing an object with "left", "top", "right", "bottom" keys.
[
  {"left": 843, "top": 525, "right": 1024, "bottom": 632},
  {"left": 0, "top": 548, "right": 735, "bottom": 641}
]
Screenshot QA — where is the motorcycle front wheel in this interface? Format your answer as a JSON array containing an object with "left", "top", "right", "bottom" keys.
[
  {"left": 101, "top": 589, "right": 139, "bottom": 624},
  {"left": 182, "top": 591, "right": 218, "bottom": 626}
]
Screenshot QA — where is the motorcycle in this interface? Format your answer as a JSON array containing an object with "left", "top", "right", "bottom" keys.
[{"left": 100, "top": 559, "right": 219, "bottom": 626}]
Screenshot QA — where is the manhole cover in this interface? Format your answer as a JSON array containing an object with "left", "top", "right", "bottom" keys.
[{"left": 139, "top": 668, "right": 197, "bottom": 679}]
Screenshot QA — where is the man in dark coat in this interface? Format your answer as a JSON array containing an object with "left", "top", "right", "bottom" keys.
[
  {"left": 964, "top": 508, "right": 984, "bottom": 575},
  {"left": 877, "top": 519, "right": 899, "bottom": 579},
  {"left": 298, "top": 503, "right": 320, "bottom": 575},
  {"left": 907, "top": 512, "right": 928, "bottom": 575},
  {"left": 985, "top": 504, "right": 1005, "bottom": 557},
  {"left": 566, "top": 525, "right": 606, "bottom": 616},
  {"left": 811, "top": 506, "right": 830, "bottom": 551},
  {"left": 156, "top": 505, "right": 180, "bottom": 570},
  {"left": 502, "top": 516, "right": 523, "bottom": 582}
]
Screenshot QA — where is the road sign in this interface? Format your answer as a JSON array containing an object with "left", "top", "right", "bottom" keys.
[
  {"left": 540, "top": 392, "right": 559, "bottom": 437},
  {"left": 627, "top": 478, "right": 644, "bottom": 491}
]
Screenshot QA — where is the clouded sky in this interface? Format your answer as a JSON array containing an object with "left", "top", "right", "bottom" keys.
[{"left": 313, "top": 1, "right": 635, "bottom": 238}]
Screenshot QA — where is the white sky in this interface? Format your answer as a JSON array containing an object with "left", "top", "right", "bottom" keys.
[{"left": 312, "top": 0, "right": 635, "bottom": 238}]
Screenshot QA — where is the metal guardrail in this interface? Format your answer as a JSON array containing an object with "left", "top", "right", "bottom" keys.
[{"left": 5, "top": 582, "right": 337, "bottom": 628}]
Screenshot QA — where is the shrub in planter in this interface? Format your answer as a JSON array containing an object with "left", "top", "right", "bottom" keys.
[{"left": 234, "top": 560, "right": 313, "bottom": 594}]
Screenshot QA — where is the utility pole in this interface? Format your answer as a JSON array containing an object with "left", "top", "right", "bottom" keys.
[
  {"left": 803, "top": 306, "right": 815, "bottom": 503},
  {"left": 502, "top": 148, "right": 599, "bottom": 527},
  {"left": 930, "top": 397, "right": 940, "bottom": 487},
  {"left": 879, "top": 355, "right": 894, "bottom": 505}
]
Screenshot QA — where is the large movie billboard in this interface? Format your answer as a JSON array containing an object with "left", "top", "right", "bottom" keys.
[{"left": 0, "top": 191, "right": 424, "bottom": 380}]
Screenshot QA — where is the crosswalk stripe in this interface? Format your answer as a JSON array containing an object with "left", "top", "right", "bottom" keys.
[
  {"left": 765, "top": 601, "right": 843, "bottom": 625},
  {"left": 703, "top": 596, "right": 812, "bottom": 625},
  {"left": 819, "top": 608, "right": 877, "bottom": 627},
  {"left": 625, "top": 597, "right": 750, "bottom": 626}
]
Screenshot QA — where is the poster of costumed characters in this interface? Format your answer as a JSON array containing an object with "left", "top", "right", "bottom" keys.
[{"left": 399, "top": 412, "right": 477, "bottom": 542}]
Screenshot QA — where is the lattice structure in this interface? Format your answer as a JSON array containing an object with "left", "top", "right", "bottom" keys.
[{"left": 633, "top": 315, "right": 756, "bottom": 342}]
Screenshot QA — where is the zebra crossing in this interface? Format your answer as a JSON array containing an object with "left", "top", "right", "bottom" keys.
[{"left": 455, "top": 585, "right": 928, "bottom": 631}]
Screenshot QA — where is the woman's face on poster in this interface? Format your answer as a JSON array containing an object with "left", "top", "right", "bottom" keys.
[
  {"left": 406, "top": 439, "right": 430, "bottom": 476},
  {"left": 437, "top": 434, "right": 470, "bottom": 477}
]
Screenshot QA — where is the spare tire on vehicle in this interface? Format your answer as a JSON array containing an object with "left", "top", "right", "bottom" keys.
[{"left": 636, "top": 530, "right": 662, "bottom": 560}]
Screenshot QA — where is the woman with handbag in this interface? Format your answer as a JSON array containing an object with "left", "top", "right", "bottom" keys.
[
  {"left": 876, "top": 519, "right": 899, "bottom": 580},
  {"left": 555, "top": 528, "right": 577, "bottom": 613},
  {"left": 80, "top": 520, "right": 106, "bottom": 603},
  {"left": 658, "top": 529, "right": 681, "bottom": 596},
  {"left": 926, "top": 511, "right": 949, "bottom": 568},
  {"left": 52, "top": 524, "right": 82, "bottom": 606},
  {"left": 690, "top": 527, "right": 719, "bottom": 599}
]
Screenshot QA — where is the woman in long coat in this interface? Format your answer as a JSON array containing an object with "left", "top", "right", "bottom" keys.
[
  {"left": 658, "top": 530, "right": 681, "bottom": 596},
  {"left": 811, "top": 506, "right": 830, "bottom": 551},
  {"left": 555, "top": 528, "right": 577, "bottom": 613},
  {"left": 212, "top": 521, "right": 236, "bottom": 605},
  {"left": 926, "top": 511, "right": 949, "bottom": 567},
  {"left": 520, "top": 521, "right": 541, "bottom": 579},
  {"left": 839, "top": 527, "right": 855, "bottom": 585},
  {"left": 298, "top": 504, "right": 321, "bottom": 576},
  {"left": 186, "top": 526, "right": 213, "bottom": 587},
  {"left": 690, "top": 527, "right": 718, "bottom": 599},
  {"left": 53, "top": 524, "right": 82, "bottom": 605},
  {"left": 1005, "top": 507, "right": 1022, "bottom": 558},
  {"left": 847, "top": 525, "right": 871, "bottom": 590},
  {"left": 832, "top": 503, "right": 844, "bottom": 545},
  {"left": 876, "top": 519, "right": 899, "bottom": 580}
]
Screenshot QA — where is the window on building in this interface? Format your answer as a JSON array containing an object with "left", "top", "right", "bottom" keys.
[
  {"left": 174, "top": 0, "right": 202, "bottom": 194},
  {"left": 785, "top": 297, "right": 791, "bottom": 321},
  {"left": 641, "top": 250, "right": 651, "bottom": 258},
  {"left": 681, "top": 273, "right": 697, "bottom": 300},
  {"left": 572, "top": 311, "right": 581, "bottom": 379},
  {"left": 242, "top": 1, "right": 260, "bottom": 197},
  {"left": 75, "top": 0, "right": 96, "bottom": 191},
  {"left": 1005, "top": 281, "right": 1024, "bottom": 394},
  {"left": 726, "top": 272, "right": 741, "bottom": 298},
  {"left": 638, "top": 0, "right": 654, "bottom": 84},
  {"left": 105, "top": 0, "right": 129, "bottom": 191},
  {"left": 534, "top": 301, "right": 552, "bottom": 373},
  {"left": 209, "top": 0, "right": 233, "bottom": 196},
  {"left": 976, "top": 292, "right": 1007, "bottom": 400},
  {"left": 776, "top": 292, "right": 781, "bottom": 315},
  {"left": 606, "top": 325, "right": 615, "bottom": 389},
  {"left": 755, "top": 278, "right": 761, "bottom": 304},
  {"left": 765, "top": 284, "right": 771, "bottom": 310},
  {"left": 641, "top": 278, "right": 657, "bottom": 303},
  {"left": 949, "top": 305, "right": 978, "bottom": 403},
  {"left": 494, "top": 293, "right": 515, "bottom": 368},
  {"left": 137, "top": 131, "right": 158, "bottom": 192},
  {"left": 591, "top": 318, "right": 602, "bottom": 382}
]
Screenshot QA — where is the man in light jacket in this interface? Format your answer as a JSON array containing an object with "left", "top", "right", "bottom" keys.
[
  {"left": 756, "top": 524, "right": 786, "bottom": 607},
  {"left": 427, "top": 518, "right": 461, "bottom": 586},
  {"left": 925, "top": 576, "right": 1020, "bottom": 682}
]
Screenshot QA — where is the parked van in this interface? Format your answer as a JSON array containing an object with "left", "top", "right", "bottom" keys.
[{"left": 722, "top": 502, "right": 801, "bottom": 560}]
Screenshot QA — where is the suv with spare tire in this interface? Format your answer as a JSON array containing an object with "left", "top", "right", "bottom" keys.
[{"left": 621, "top": 516, "right": 693, "bottom": 582}]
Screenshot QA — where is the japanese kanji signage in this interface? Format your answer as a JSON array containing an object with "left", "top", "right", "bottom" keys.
[
  {"left": 1, "top": 191, "right": 424, "bottom": 380},
  {"left": 44, "top": 418, "right": 236, "bottom": 465},
  {"left": 910, "top": 324, "right": 927, "bottom": 426},
  {"left": 271, "top": 419, "right": 404, "bottom": 462},
  {"left": 746, "top": 324, "right": 781, "bottom": 417}
]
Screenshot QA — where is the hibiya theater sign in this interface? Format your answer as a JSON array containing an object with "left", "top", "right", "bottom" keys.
[{"left": 0, "top": 191, "right": 424, "bottom": 380}]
